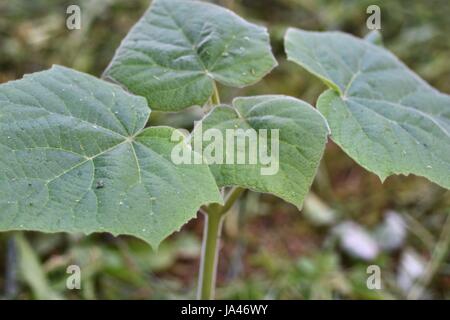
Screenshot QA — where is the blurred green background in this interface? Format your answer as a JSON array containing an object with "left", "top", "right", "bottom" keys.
[{"left": 0, "top": 0, "right": 449, "bottom": 299}]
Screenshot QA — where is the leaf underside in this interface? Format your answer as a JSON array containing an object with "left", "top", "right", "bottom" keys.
[
  {"left": 193, "top": 95, "right": 329, "bottom": 209},
  {"left": 104, "top": 0, "right": 277, "bottom": 111},
  {"left": 285, "top": 28, "right": 450, "bottom": 189},
  {"left": 0, "top": 65, "right": 222, "bottom": 248}
]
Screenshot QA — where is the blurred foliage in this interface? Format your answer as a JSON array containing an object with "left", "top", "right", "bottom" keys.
[{"left": 0, "top": 0, "right": 449, "bottom": 299}]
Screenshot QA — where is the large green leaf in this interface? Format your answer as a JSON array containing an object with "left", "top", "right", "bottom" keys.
[
  {"left": 285, "top": 28, "right": 450, "bottom": 188},
  {"left": 103, "top": 0, "right": 277, "bottom": 111},
  {"left": 0, "top": 65, "right": 222, "bottom": 248},
  {"left": 191, "top": 95, "right": 329, "bottom": 209}
]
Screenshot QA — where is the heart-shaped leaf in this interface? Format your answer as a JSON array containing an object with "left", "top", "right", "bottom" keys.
[
  {"left": 191, "top": 95, "right": 329, "bottom": 209},
  {"left": 104, "top": 0, "right": 277, "bottom": 111},
  {"left": 285, "top": 28, "right": 450, "bottom": 189},
  {"left": 0, "top": 65, "right": 222, "bottom": 248}
]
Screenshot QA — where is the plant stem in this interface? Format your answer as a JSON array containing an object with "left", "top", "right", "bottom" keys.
[
  {"left": 202, "top": 82, "right": 220, "bottom": 114},
  {"left": 198, "top": 205, "right": 222, "bottom": 300},
  {"left": 221, "top": 187, "right": 245, "bottom": 214},
  {"left": 198, "top": 82, "right": 244, "bottom": 300},
  {"left": 197, "top": 187, "right": 244, "bottom": 299},
  {"left": 211, "top": 82, "right": 221, "bottom": 105}
]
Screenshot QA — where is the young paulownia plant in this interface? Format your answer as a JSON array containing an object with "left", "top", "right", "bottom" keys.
[
  {"left": 1, "top": 0, "right": 449, "bottom": 300},
  {"left": 0, "top": 0, "right": 329, "bottom": 300},
  {"left": 102, "top": 0, "right": 330, "bottom": 299}
]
